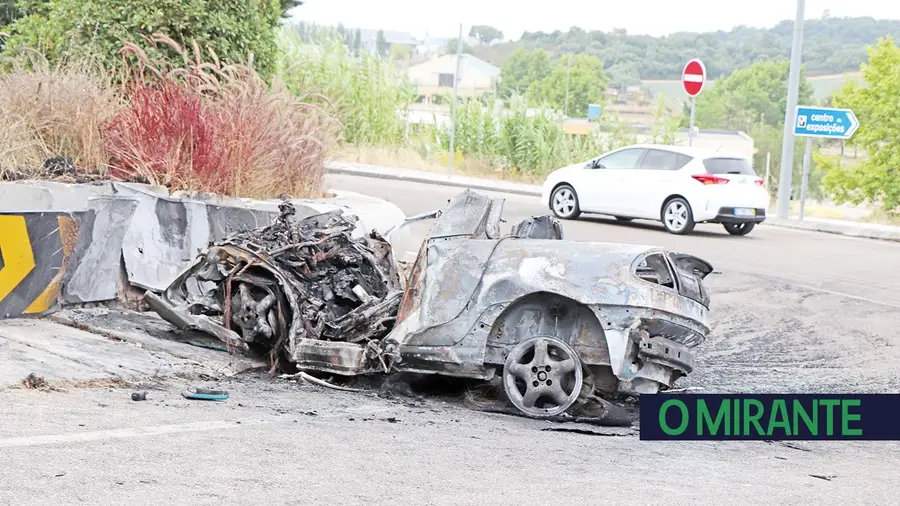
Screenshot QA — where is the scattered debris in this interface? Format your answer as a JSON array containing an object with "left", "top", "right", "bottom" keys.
[
  {"left": 131, "top": 391, "right": 148, "bottom": 401},
  {"left": 182, "top": 388, "right": 229, "bottom": 401},
  {"left": 54, "top": 471, "right": 67, "bottom": 478},
  {"left": 540, "top": 427, "right": 633, "bottom": 436},
  {"left": 280, "top": 372, "right": 363, "bottom": 392},
  {"left": 766, "top": 441, "right": 813, "bottom": 452},
  {"left": 22, "top": 373, "right": 49, "bottom": 390},
  {"left": 810, "top": 474, "right": 837, "bottom": 481},
  {"left": 662, "top": 386, "right": 704, "bottom": 394}
]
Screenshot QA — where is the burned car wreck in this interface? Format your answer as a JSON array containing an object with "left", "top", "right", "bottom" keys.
[{"left": 147, "top": 190, "right": 714, "bottom": 419}]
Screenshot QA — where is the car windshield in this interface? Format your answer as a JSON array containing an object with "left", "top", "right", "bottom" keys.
[{"left": 702, "top": 157, "right": 756, "bottom": 176}]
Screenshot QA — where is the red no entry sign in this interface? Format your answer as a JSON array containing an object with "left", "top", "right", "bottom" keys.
[{"left": 682, "top": 59, "right": 706, "bottom": 97}]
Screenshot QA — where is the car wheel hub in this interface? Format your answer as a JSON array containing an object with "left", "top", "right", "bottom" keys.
[
  {"left": 503, "top": 336, "right": 583, "bottom": 417},
  {"left": 553, "top": 189, "right": 575, "bottom": 216},
  {"left": 665, "top": 202, "right": 688, "bottom": 231}
]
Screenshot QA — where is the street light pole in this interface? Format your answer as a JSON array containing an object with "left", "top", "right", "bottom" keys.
[
  {"left": 447, "top": 23, "right": 463, "bottom": 177},
  {"left": 563, "top": 54, "right": 572, "bottom": 117},
  {"left": 776, "top": 0, "right": 806, "bottom": 218}
]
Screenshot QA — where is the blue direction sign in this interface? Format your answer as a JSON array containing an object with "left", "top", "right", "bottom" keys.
[{"left": 794, "top": 106, "right": 858, "bottom": 140}]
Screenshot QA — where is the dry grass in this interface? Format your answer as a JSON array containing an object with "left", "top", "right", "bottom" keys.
[
  {"left": 861, "top": 208, "right": 900, "bottom": 226},
  {"left": 0, "top": 51, "right": 120, "bottom": 178},
  {"left": 105, "top": 35, "right": 336, "bottom": 199}
]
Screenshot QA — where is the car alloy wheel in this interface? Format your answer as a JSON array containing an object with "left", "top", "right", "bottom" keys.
[
  {"left": 723, "top": 222, "right": 756, "bottom": 236},
  {"left": 550, "top": 185, "right": 581, "bottom": 219},
  {"left": 662, "top": 198, "right": 695, "bottom": 235},
  {"left": 503, "top": 336, "right": 583, "bottom": 417}
]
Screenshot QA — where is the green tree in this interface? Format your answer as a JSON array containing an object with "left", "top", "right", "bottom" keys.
[
  {"left": 498, "top": 48, "right": 551, "bottom": 99},
  {"left": 528, "top": 54, "right": 607, "bottom": 117},
  {"left": 480, "top": 18, "right": 900, "bottom": 80},
  {"left": 445, "top": 38, "right": 474, "bottom": 55},
  {"left": 390, "top": 43, "right": 411, "bottom": 60},
  {"left": 352, "top": 28, "right": 361, "bottom": 55},
  {"left": 816, "top": 37, "right": 900, "bottom": 211},
  {"left": 375, "top": 29, "right": 387, "bottom": 56},
  {"left": 2, "top": 0, "right": 289, "bottom": 77},
  {"left": 1, "top": 0, "right": 19, "bottom": 26},
  {"left": 469, "top": 25, "right": 503, "bottom": 44},
  {"left": 692, "top": 61, "right": 815, "bottom": 130}
]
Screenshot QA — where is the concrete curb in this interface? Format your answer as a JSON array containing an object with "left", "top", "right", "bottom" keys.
[
  {"left": 326, "top": 162, "right": 900, "bottom": 243},
  {"left": 326, "top": 164, "right": 543, "bottom": 197},
  {"left": 764, "top": 217, "right": 900, "bottom": 242}
]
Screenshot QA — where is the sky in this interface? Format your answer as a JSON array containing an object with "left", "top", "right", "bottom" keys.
[{"left": 290, "top": 0, "right": 900, "bottom": 39}]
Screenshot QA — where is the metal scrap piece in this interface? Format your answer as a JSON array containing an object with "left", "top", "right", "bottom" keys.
[{"left": 147, "top": 200, "right": 402, "bottom": 373}]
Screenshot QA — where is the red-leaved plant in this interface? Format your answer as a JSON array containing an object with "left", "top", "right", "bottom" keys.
[{"left": 104, "top": 35, "right": 335, "bottom": 198}]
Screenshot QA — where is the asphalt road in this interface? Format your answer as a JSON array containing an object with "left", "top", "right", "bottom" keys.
[{"left": 1, "top": 174, "right": 898, "bottom": 505}]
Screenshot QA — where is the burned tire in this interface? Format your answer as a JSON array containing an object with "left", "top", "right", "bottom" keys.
[
  {"left": 502, "top": 336, "right": 583, "bottom": 417},
  {"left": 550, "top": 184, "right": 581, "bottom": 220},
  {"left": 723, "top": 222, "right": 756, "bottom": 236}
]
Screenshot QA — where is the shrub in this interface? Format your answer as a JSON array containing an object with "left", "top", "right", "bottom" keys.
[
  {"left": 105, "top": 36, "right": 335, "bottom": 198},
  {"left": 2, "top": 0, "right": 285, "bottom": 78},
  {"left": 0, "top": 50, "right": 119, "bottom": 177},
  {"left": 279, "top": 31, "right": 416, "bottom": 146}
]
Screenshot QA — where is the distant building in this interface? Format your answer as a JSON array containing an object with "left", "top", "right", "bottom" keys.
[
  {"left": 407, "top": 54, "right": 501, "bottom": 102},
  {"left": 673, "top": 129, "right": 756, "bottom": 162},
  {"left": 358, "top": 29, "right": 421, "bottom": 54},
  {"left": 416, "top": 35, "right": 451, "bottom": 55}
]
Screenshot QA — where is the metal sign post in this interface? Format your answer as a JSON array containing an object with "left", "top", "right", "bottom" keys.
[
  {"left": 447, "top": 22, "right": 463, "bottom": 177},
  {"left": 792, "top": 105, "right": 859, "bottom": 220},
  {"left": 776, "top": 0, "right": 806, "bottom": 219},
  {"left": 681, "top": 59, "right": 706, "bottom": 147}
]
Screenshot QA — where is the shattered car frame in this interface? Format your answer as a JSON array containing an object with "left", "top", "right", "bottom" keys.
[{"left": 148, "top": 191, "right": 714, "bottom": 418}]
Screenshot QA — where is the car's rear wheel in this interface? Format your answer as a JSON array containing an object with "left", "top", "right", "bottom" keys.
[
  {"left": 503, "top": 336, "right": 583, "bottom": 418},
  {"left": 550, "top": 185, "right": 581, "bottom": 220},
  {"left": 661, "top": 197, "right": 696, "bottom": 235},
  {"left": 723, "top": 222, "right": 756, "bottom": 236}
]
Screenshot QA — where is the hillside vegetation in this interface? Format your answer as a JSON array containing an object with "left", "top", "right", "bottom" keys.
[{"left": 474, "top": 17, "right": 900, "bottom": 87}]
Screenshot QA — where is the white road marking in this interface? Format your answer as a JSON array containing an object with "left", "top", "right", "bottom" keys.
[
  {"left": 0, "top": 419, "right": 273, "bottom": 449},
  {"left": 683, "top": 74, "right": 704, "bottom": 83},
  {"left": 793, "top": 283, "right": 900, "bottom": 309}
]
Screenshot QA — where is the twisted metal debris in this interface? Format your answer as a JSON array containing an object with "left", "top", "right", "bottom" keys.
[{"left": 145, "top": 199, "right": 402, "bottom": 370}]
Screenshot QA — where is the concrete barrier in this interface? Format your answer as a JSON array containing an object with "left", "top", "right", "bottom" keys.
[
  {"left": 0, "top": 211, "right": 81, "bottom": 318},
  {"left": 0, "top": 180, "right": 168, "bottom": 212},
  {"left": 62, "top": 196, "right": 140, "bottom": 304},
  {"left": 0, "top": 180, "right": 408, "bottom": 318}
]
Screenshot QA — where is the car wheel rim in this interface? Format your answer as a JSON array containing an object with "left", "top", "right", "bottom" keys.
[
  {"left": 665, "top": 201, "right": 688, "bottom": 231},
  {"left": 552, "top": 189, "right": 575, "bottom": 216},
  {"left": 503, "top": 337, "right": 583, "bottom": 417}
]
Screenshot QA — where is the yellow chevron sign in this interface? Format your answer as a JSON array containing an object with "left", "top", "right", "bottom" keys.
[
  {"left": 0, "top": 216, "right": 35, "bottom": 303},
  {"left": 0, "top": 212, "right": 80, "bottom": 318}
]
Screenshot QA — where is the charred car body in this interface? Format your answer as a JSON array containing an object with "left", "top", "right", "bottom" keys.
[{"left": 147, "top": 190, "right": 714, "bottom": 418}]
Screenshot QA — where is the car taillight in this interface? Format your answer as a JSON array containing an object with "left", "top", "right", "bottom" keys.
[
  {"left": 754, "top": 178, "right": 765, "bottom": 187},
  {"left": 691, "top": 174, "right": 730, "bottom": 185}
]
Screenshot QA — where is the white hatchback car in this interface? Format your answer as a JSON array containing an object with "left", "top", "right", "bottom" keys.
[{"left": 541, "top": 144, "right": 770, "bottom": 235}]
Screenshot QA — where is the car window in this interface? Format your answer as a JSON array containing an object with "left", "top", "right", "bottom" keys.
[
  {"left": 596, "top": 148, "right": 646, "bottom": 169},
  {"left": 703, "top": 157, "right": 757, "bottom": 175},
  {"left": 639, "top": 149, "right": 693, "bottom": 170}
]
